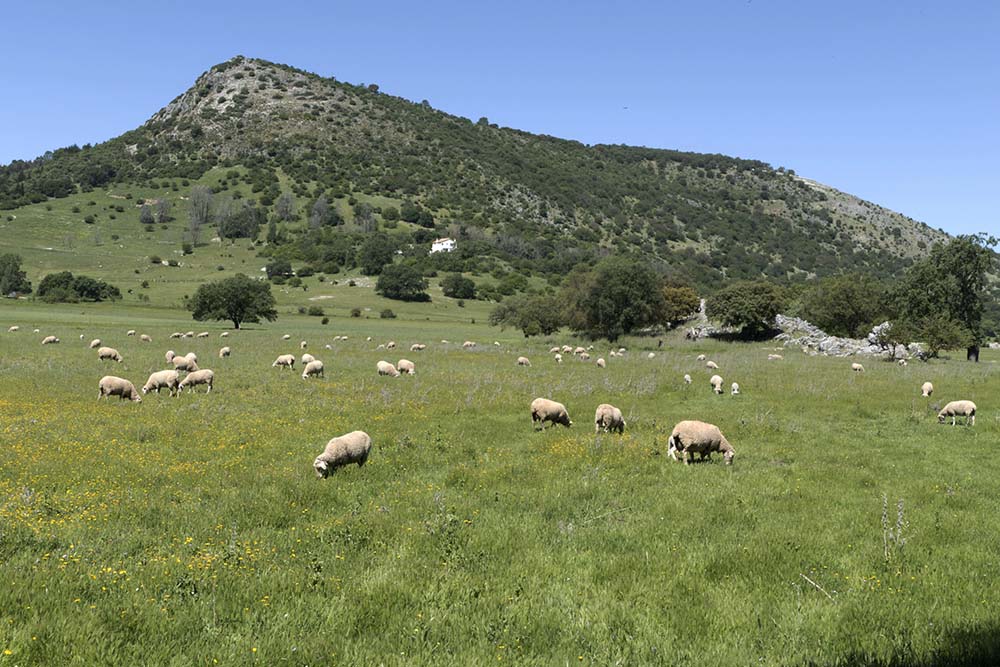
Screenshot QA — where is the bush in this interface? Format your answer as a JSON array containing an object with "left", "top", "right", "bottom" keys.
[
  {"left": 380, "top": 308, "right": 397, "bottom": 319},
  {"left": 307, "top": 305, "right": 325, "bottom": 316},
  {"left": 441, "top": 273, "right": 476, "bottom": 299},
  {"left": 141, "top": 280, "right": 149, "bottom": 288},
  {"left": 168, "top": 259, "right": 179, "bottom": 267},
  {"left": 321, "top": 317, "right": 329, "bottom": 325},
  {"left": 707, "top": 279, "right": 786, "bottom": 339},
  {"left": 149, "top": 255, "right": 162, "bottom": 264},
  {"left": 350, "top": 307, "right": 362, "bottom": 317},
  {"left": 83, "top": 215, "right": 95, "bottom": 224},
  {"left": 375, "top": 264, "right": 430, "bottom": 302},
  {"left": 181, "top": 242, "right": 193, "bottom": 255}
]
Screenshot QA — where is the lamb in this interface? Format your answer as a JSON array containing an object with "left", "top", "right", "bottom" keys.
[
  {"left": 683, "top": 374, "right": 692, "bottom": 384},
  {"left": 710, "top": 374, "right": 724, "bottom": 394},
  {"left": 397, "top": 359, "right": 416, "bottom": 375},
  {"left": 696, "top": 354, "right": 706, "bottom": 362},
  {"left": 197, "top": 332, "right": 209, "bottom": 338},
  {"left": 517, "top": 356, "right": 532, "bottom": 367},
  {"left": 462, "top": 341, "right": 476, "bottom": 349},
  {"left": 313, "top": 431, "right": 372, "bottom": 478},
  {"left": 938, "top": 400, "right": 976, "bottom": 426},
  {"left": 178, "top": 369, "right": 214, "bottom": 393},
  {"left": 596, "top": 358, "right": 606, "bottom": 368},
  {"left": 531, "top": 398, "right": 572, "bottom": 429},
  {"left": 921, "top": 382, "right": 933, "bottom": 397},
  {"left": 272, "top": 354, "right": 296, "bottom": 370},
  {"left": 98, "top": 375, "right": 142, "bottom": 402},
  {"left": 89, "top": 338, "right": 102, "bottom": 349},
  {"left": 852, "top": 363, "right": 865, "bottom": 372},
  {"left": 172, "top": 356, "right": 199, "bottom": 372},
  {"left": 706, "top": 360, "right": 719, "bottom": 370},
  {"left": 219, "top": 346, "right": 231, "bottom": 358},
  {"left": 554, "top": 353, "right": 562, "bottom": 363},
  {"left": 7, "top": 326, "right": 18, "bottom": 332},
  {"left": 768, "top": 354, "right": 784, "bottom": 361},
  {"left": 377, "top": 360, "right": 400, "bottom": 377},
  {"left": 668, "top": 420, "right": 735, "bottom": 465},
  {"left": 142, "top": 370, "right": 180, "bottom": 396},
  {"left": 126, "top": 330, "right": 136, "bottom": 336},
  {"left": 220, "top": 332, "right": 229, "bottom": 338},
  {"left": 165, "top": 350, "right": 176, "bottom": 363},
  {"left": 301, "top": 353, "right": 315, "bottom": 365},
  {"left": 302, "top": 360, "right": 325, "bottom": 379},
  {"left": 594, "top": 403, "right": 625, "bottom": 434},
  {"left": 140, "top": 334, "right": 152, "bottom": 343},
  {"left": 97, "top": 346, "right": 123, "bottom": 363},
  {"left": 731, "top": 382, "right": 740, "bottom": 396},
  {"left": 41, "top": 335, "right": 60, "bottom": 345}
]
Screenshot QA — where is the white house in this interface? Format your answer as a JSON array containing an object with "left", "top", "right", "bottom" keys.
[{"left": 430, "top": 237, "right": 457, "bottom": 254}]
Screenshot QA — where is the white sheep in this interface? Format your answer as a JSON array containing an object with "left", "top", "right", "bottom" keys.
[
  {"left": 580, "top": 352, "right": 591, "bottom": 361},
  {"left": 7, "top": 326, "right": 18, "bottom": 333},
  {"left": 301, "top": 353, "right": 315, "bottom": 365},
  {"left": 140, "top": 334, "right": 152, "bottom": 343},
  {"left": 517, "top": 356, "right": 531, "bottom": 367},
  {"left": 596, "top": 358, "right": 606, "bottom": 368},
  {"left": 410, "top": 343, "right": 426, "bottom": 351},
  {"left": 185, "top": 331, "right": 195, "bottom": 338},
  {"left": 494, "top": 341, "right": 501, "bottom": 347},
  {"left": 921, "top": 382, "right": 933, "bottom": 397},
  {"left": 768, "top": 354, "right": 784, "bottom": 361},
  {"left": 397, "top": 359, "right": 416, "bottom": 375},
  {"left": 554, "top": 353, "right": 563, "bottom": 363},
  {"left": 561, "top": 345, "right": 573, "bottom": 354},
  {"left": 647, "top": 352, "right": 655, "bottom": 359},
  {"left": 33, "top": 329, "right": 39, "bottom": 333},
  {"left": 386, "top": 341, "right": 396, "bottom": 350},
  {"left": 219, "top": 346, "right": 231, "bottom": 358},
  {"left": 696, "top": 354, "right": 706, "bottom": 362},
  {"left": 170, "top": 332, "right": 183, "bottom": 339},
  {"left": 683, "top": 374, "right": 692, "bottom": 384},
  {"left": 97, "top": 346, "right": 123, "bottom": 363},
  {"left": 272, "top": 354, "right": 295, "bottom": 370},
  {"left": 531, "top": 398, "right": 572, "bottom": 429},
  {"left": 142, "top": 370, "right": 180, "bottom": 396},
  {"left": 98, "top": 376, "right": 142, "bottom": 402},
  {"left": 165, "top": 350, "right": 176, "bottom": 363},
  {"left": 185, "top": 352, "right": 198, "bottom": 363},
  {"left": 852, "top": 363, "right": 865, "bottom": 372},
  {"left": 549, "top": 346, "right": 560, "bottom": 354},
  {"left": 377, "top": 360, "right": 400, "bottom": 377},
  {"left": 314, "top": 431, "right": 372, "bottom": 478},
  {"left": 618, "top": 347, "right": 626, "bottom": 354},
  {"left": 172, "top": 356, "right": 199, "bottom": 372},
  {"left": 710, "top": 374, "right": 724, "bottom": 395},
  {"left": 197, "top": 332, "right": 209, "bottom": 338},
  {"left": 302, "top": 360, "right": 325, "bottom": 379},
  {"left": 178, "top": 369, "right": 214, "bottom": 394},
  {"left": 89, "top": 338, "right": 102, "bottom": 349},
  {"left": 668, "top": 420, "right": 735, "bottom": 465},
  {"left": 462, "top": 341, "right": 476, "bottom": 349},
  {"left": 731, "top": 382, "right": 740, "bottom": 396},
  {"left": 898, "top": 359, "right": 908, "bottom": 367},
  {"left": 220, "top": 332, "right": 229, "bottom": 338},
  {"left": 300, "top": 340, "right": 308, "bottom": 350},
  {"left": 706, "top": 360, "right": 719, "bottom": 370},
  {"left": 41, "top": 335, "right": 60, "bottom": 345},
  {"left": 938, "top": 400, "right": 976, "bottom": 426},
  {"left": 594, "top": 404, "right": 625, "bottom": 434},
  {"left": 126, "top": 330, "right": 136, "bottom": 337},
  {"left": 376, "top": 344, "right": 386, "bottom": 350},
  {"left": 574, "top": 346, "right": 586, "bottom": 355},
  {"left": 282, "top": 334, "right": 291, "bottom": 340}
]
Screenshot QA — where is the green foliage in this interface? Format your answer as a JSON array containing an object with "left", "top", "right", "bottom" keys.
[
  {"left": 219, "top": 202, "right": 265, "bottom": 239},
  {"left": 708, "top": 279, "right": 786, "bottom": 338},
  {"left": 375, "top": 264, "right": 430, "bottom": 302},
  {"left": 440, "top": 273, "right": 476, "bottom": 299},
  {"left": 265, "top": 258, "right": 292, "bottom": 280},
  {"left": 660, "top": 285, "right": 700, "bottom": 328},
  {"left": 489, "top": 293, "right": 563, "bottom": 337},
  {"left": 187, "top": 273, "right": 277, "bottom": 329},
  {"left": 36, "top": 271, "right": 121, "bottom": 302},
  {"left": 379, "top": 308, "right": 397, "bottom": 319},
  {"left": 0, "top": 253, "right": 32, "bottom": 295},
  {"left": 562, "top": 256, "right": 664, "bottom": 341},
  {"left": 358, "top": 233, "right": 396, "bottom": 275},
  {"left": 799, "top": 273, "right": 888, "bottom": 337}
]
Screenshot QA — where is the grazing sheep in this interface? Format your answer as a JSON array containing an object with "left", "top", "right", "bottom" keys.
[
  {"left": 696, "top": 354, "right": 707, "bottom": 362},
  {"left": 852, "top": 363, "right": 865, "bottom": 372},
  {"left": 594, "top": 403, "right": 625, "bottom": 434},
  {"left": 517, "top": 356, "right": 532, "bottom": 367},
  {"left": 561, "top": 345, "right": 573, "bottom": 354},
  {"left": 165, "top": 350, "right": 176, "bottom": 363},
  {"left": 768, "top": 354, "right": 784, "bottom": 361},
  {"left": 185, "top": 331, "right": 195, "bottom": 338},
  {"left": 185, "top": 352, "right": 198, "bottom": 363},
  {"left": 178, "top": 369, "right": 214, "bottom": 394},
  {"left": 668, "top": 420, "right": 735, "bottom": 465},
  {"left": 41, "top": 335, "right": 60, "bottom": 345},
  {"left": 314, "top": 431, "right": 372, "bottom": 478},
  {"left": 282, "top": 334, "right": 291, "bottom": 340},
  {"left": 377, "top": 344, "right": 386, "bottom": 350},
  {"left": 580, "top": 352, "right": 591, "bottom": 361},
  {"left": 377, "top": 360, "right": 400, "bottom": 377},
  {"left": 79, "top": 334, "right": 84, "bottom": 340},
  {"left": 706, "top": 360, "right": 719, "bottom": 370},
  {"left": 531, "top": 398, "right": 572, "bottom": 429},
  {"left": 410, "top": 343, "right": 426, "bottom": 352},
  {"left": 302, "top": 360, "right": 325, "bottom": 379},
  {"left": 609, "top": 350, "right": 618, "bottom": 357},
  {"left": 300, "top": 340, "right": 308, "bottom": 350},
  {"left": 98, "top": 376, "right": 142, "bottom": 402},
  {"left": 367, "top": 336, "right": 373, "bottom": 342},
  {"left": 549, "top": 346, "right": 560, "bottom": 354},
  {"left": 126, "top": 330, "right": 136, "bottom": 336},
  {"left": 197, "top": 332, "right": 209, "bottom": 338},
  {"left": 272, "top": 354, "right": 296, "bottom": 370},
  {"left": 596, "top": 358, "right": 606, "bottom": 368},
  {"left": 7, "top": 326, "right": 18, "bottom": 333},
  {"left": 710, "top": 374, "right": 724, "bottom": 395},
  {"left": 441, "top": 339, "right": 449, "bottom": 344},
  {"left": 140, "top": 334, "right": 152, "bottom": 343},
  {"left": 554, "top": 353, "right": 563, "bottom": 363},
  {"left": 324, "top": 344, "right": 332, "bottom": 350},
  {"left": 301, "top": 353, "right": 315, "bottom": 365},
  {"left": 683, "top": 374, "right": 692, "bottom": 384},
  {"left": 462, "top": 341, "right": 476, "bottom": 349},
  {"left": 574, "top": 346, "right": 586, "bottom": 355},
  {"left": 97, "top": 346, "right": 123, "bottom": 363},
  {"left": 921, "top": 382, "right": 934, "bottom": 397},
  {"left": 731, "top": 382, "right": 740, "bottom": 396},
  {"left": 219, "top": 346, "right": 231, "bottom": 358},
  {"left": 171, "top": 356, "right": 199, "bottom": 372},
  {"left": 386, "top": 341, "right": 396, "bottom": 350},
  {"left": 397, "top": 359, "right": 416, "bottom": 375},
  {"left": 33, "top": 329, "right": 39, "bottom": 333},
  {"left": 89, "top": 338, "right": 102, "bottom": 349},
  {"left": 647, "top": 352, "right": 655, "bottom": 359},
  {"left": 142, "top": 370, "right": 180, "bottom": 396},
  {"left": 898, "top": 359, "right": 908, "bottom": 367},
  {"left": 618, "top": 347, "right": 626, "bottom": 354},
  {"left": 494, "top": 341, "right": 501, "bottom": 347},
  {"left": 169, "top": 332, "right": 182, "bottom": 339},
  {"left": 938, "top": 400, "right": 976, "bottom": 426},
  {"left": 220, "top": 332, "right": 229, "bottom": 338}
]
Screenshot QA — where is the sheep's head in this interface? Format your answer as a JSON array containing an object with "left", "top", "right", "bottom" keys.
[
  {"left": 724, "top": 450, "right": 734, "bottom": 465},
  {"left": 130, "top": 393, "right": 142, "bottom": 403},
  {"left": 937, "top": 413, "right": 946, "bottom": 423},
  {"left": 314, "top": 458, "right": 330, "bottom": 479}
]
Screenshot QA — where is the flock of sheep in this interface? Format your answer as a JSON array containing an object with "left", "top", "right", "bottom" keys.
[{"left": 7, "top": 324, "right": 981, "bottom": 477}]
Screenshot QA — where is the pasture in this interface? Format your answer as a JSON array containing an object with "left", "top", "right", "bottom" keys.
[{"left": 1, "top": 302, "right": 998, "bottom": 665}]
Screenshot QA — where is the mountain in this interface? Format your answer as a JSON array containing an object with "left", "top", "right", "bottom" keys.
[{"left": 0, "top": 55, "right": 948, "bottom": 286}]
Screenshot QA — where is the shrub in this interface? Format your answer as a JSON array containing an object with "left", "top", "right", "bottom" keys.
[
  {"left": 149, "top": 255, "right": 162, "bottom": 264},
  {"left": 321, "top": 316, "right": 329, "bottom": 325},
  {"left": 350, "top": 307, "right": 362, "bottom": 317},
  {"left": 380, "top": 309, "right": 397, "bottom": 319},
  {"left": 141, "top": 280, "right": 149, "bottom": 288},
  {"left": 167, "top": 259, "right": 179, "bottom": 267},
  {"left": 182, "top": 242, "right": 193, "bottom": 255},
  {"left": 307, "top": 305, "right": 325, "bottom": 316}
]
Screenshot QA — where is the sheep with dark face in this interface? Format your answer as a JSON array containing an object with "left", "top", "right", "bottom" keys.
[
  {"left": 397, "top": 359, "right": 415, "bottom": 375},
  {"left": 517, "top": 356, "right": 531, "bottom": 367},
  {"left": 668, "top": 420, "right": 735, "bottom": 465},
  {"left": 531, "top": 398, "right": 572, "bottom": 430},
  {"left": 314, "top": 431, "right": 372, "bottom": 478}
]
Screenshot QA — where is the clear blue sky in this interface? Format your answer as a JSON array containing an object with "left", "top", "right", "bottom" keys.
[{"left": 2, "top": 1, "right": 997, "bottom": 236}]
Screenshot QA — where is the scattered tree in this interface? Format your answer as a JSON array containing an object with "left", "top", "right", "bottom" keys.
[
  {"left": 187, "top": 273, "right": 277, "bottom": 329},
  {"left": 0, "top": 254, "right": 32, "bottom": 295},
  {"left": 562, "top": 257, "right": 664, "bottom": 341},
  {"left": 375, "top": 264, "right": 430, "bottom": 301},
  {"left": 275, "top": 192, "right": 296, "bottom": 221},
  {"left": 441, "top": 273, "right": 476, "bottom": 299},
  {"left": 489, "top": 294, "right": 563, "bottom": 337},
  {"left": 707, "top": 279, "right": 786, "bottom": 339},
  {"left": 188, "top": 185, "right": 213, "bottom": 245},
  {"left": 155, "top": 198, "right": 172, "bottom": 223},
  {"left": 139, "top": 204, "right": 154, "bottom": 226},
  {"left": 800, "top": 273, "right": 887, "bottom": 337},
  {"left": 358, "top": 233, "right": 396, "bottom": 275},
  {"left": 660, "top": 284, "right": 700, "bottom": 328}
]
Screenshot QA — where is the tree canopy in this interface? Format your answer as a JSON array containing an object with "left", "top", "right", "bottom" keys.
[
  {"left": 489, "top": 294, "right": 563, "bottom": 337},
  {"left": 0, "top": 254, "right": 32, "bottom": 295},
  {"left": 707, "top": 279, "right": 786, "bottom": 339},
  {"left": 561, "top": 256, "right": 664, "bottom": 341},
  {"left": 187, "top": 273, "right": 277, "bottom": 329},
  {"left": 799, "top": 273, "right": 887, "bottom": 338},
  {"left": 375, "top": 264, "right": 430, "bottom": 301}
]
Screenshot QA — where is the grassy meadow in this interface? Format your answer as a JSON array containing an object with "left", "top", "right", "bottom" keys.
[{"left": 1, "top": 299, "right": 998, "bottom": 666}]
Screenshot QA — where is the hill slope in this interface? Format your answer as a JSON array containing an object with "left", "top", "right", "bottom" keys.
[{"left": 0, "top": 55, "right": 947, "bottom": 286}]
